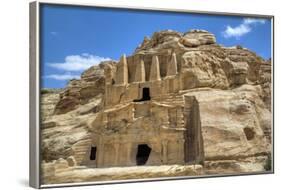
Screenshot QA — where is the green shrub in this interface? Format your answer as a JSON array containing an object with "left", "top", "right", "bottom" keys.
[
  {"left": 199, "top": 160, "right": 205, "bottom": 166},
  {"left": 236, "top": 45, "right": 243, "bottom": 49},
  {"left": 41, "top": 89, "right": 50, "bottom": 94}
]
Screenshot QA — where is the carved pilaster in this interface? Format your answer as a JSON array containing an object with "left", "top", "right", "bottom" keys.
[
  {"left": 162, "top": 140, "right": 168, "bottom": 164},
  {"left": 114, "top": 143, "right": 120, "bottom": 165},
  {"left": 97, "top": 137, "right": 104, "bottom": 167}
]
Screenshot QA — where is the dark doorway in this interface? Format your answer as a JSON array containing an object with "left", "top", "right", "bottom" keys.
[
  {"left": 136, "top": 144, "right": 151, "bottom": 165},
  {"left": 133, "top": 88, "right": 151, "bottom": 102},
  {"left": 142, "top": 88, "right": 151, "bottom": 101},
  {"left": 90, "top": 146, "right": 97, "bottom": 160}
]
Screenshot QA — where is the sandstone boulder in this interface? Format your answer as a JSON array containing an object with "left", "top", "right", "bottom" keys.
[
  {"left": 180, "top": 29, "right": 216, "bottom": 47},
  {"left": 66, "top": 156, "right": 77, "bottom": 167}
]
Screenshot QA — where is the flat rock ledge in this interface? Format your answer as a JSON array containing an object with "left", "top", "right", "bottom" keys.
[{"left": 43, "top": 164, "right": 203, "bottom": 184}]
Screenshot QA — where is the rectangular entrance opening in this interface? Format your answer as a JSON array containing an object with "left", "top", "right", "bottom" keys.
[
  {"left": 133, "top": 87, "right": 151, "bottom": 102},
  {"left": 142, "top": 88, "right": 151, "bottom": 101},
  {"left": 90, "top": 146, "right": 97, "bottom": 160},
  {"left": 136, "top": 144, "right": 151, "bottom": 165}
]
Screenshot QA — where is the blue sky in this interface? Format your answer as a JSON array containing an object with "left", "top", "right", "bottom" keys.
[{"left": 40, "top": 4, "right": 272, "bottom": 88}]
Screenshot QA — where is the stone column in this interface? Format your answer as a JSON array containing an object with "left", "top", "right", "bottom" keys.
[
  {"left": 176, "top": 108, "right": 184, "bottom": 128},
  {"left": 166, "top": 52, "right": 178, "bottom": 76},
  {"left": 114, "top": 143, "right": 120, "bottom": 166},
  {"left": 178, "top": 139, "right": 185, "bottom": 164},
  {"left": 116, "top": 54, "right": 128, "bottom": 85},
  {"left": 97, "top": 137, "right": 104, "bottom": 167},
  {"left": 127, "top": 143, "right": 132, "bottom": 165},
  {"left": 149, "top": 55, "right": 161, "bottom": 81},
  {"left": 104, "top": 64, "right": 113, "bottom": 85},
  {"left": 135, "top": 58, "right": 146, "bottom": 82},
  {"left": 162, "top": 140, "right": 168, "bottom": 164}
]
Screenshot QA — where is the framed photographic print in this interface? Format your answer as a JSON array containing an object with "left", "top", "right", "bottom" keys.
[{"left": 29, "top": 1, "right": 274, "bottom": 188}]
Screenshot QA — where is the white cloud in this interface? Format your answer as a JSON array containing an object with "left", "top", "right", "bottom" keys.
[
  {"left": 45, "top": 73, "right": 80, "bottom": 81},
  {"left": 223, "top": 18, "right": 266, "bottom": 38},
  {"left": 50, "top": 31, "right": 58, "bottom": 35},
  {"left": 223, "top": 24, "right": 251, "bottom": 38},
  {"left": 243, "top": 18, "right": 266, "bottom": 25},
  {"left": 48, "top": 54, "right": 111, "bottom": 71}
]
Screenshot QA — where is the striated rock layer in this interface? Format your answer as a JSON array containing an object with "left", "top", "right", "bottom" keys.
[{"left": 41, "top": 29, "right": 272, "bottom": 184}]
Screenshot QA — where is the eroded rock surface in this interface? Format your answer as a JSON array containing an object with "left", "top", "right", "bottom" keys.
[
  {"left": 53, "top": 65, "right": 106, "bottom": 115},
  {"left": 41, "top": 29, "right": 272, "bottom": 184}
]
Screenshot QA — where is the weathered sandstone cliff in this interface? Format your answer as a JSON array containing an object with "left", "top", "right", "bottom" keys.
[{"left": 41, "top": 29, "right": 272, "bottom": 184}]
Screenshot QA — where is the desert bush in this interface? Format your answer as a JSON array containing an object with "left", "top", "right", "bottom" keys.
[
  {"left": 41, "top": 89, "right": 51, "bottom": 94},
  {"left": 236, "top": 45, "right": 243, "bottom": 49}
]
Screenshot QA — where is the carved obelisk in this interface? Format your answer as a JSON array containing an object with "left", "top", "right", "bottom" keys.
[
  {"left": 149, "top": 55, "right": 161, "bottom": 81},
  {"left": 116, "top": 54, "right": 128, "bottom": 85},
  {"left": 167, "top": 52, "right": 178, "bottom": 76},
  {"left": 135, "top": 58, "right": 146, "bottom": 82}
]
